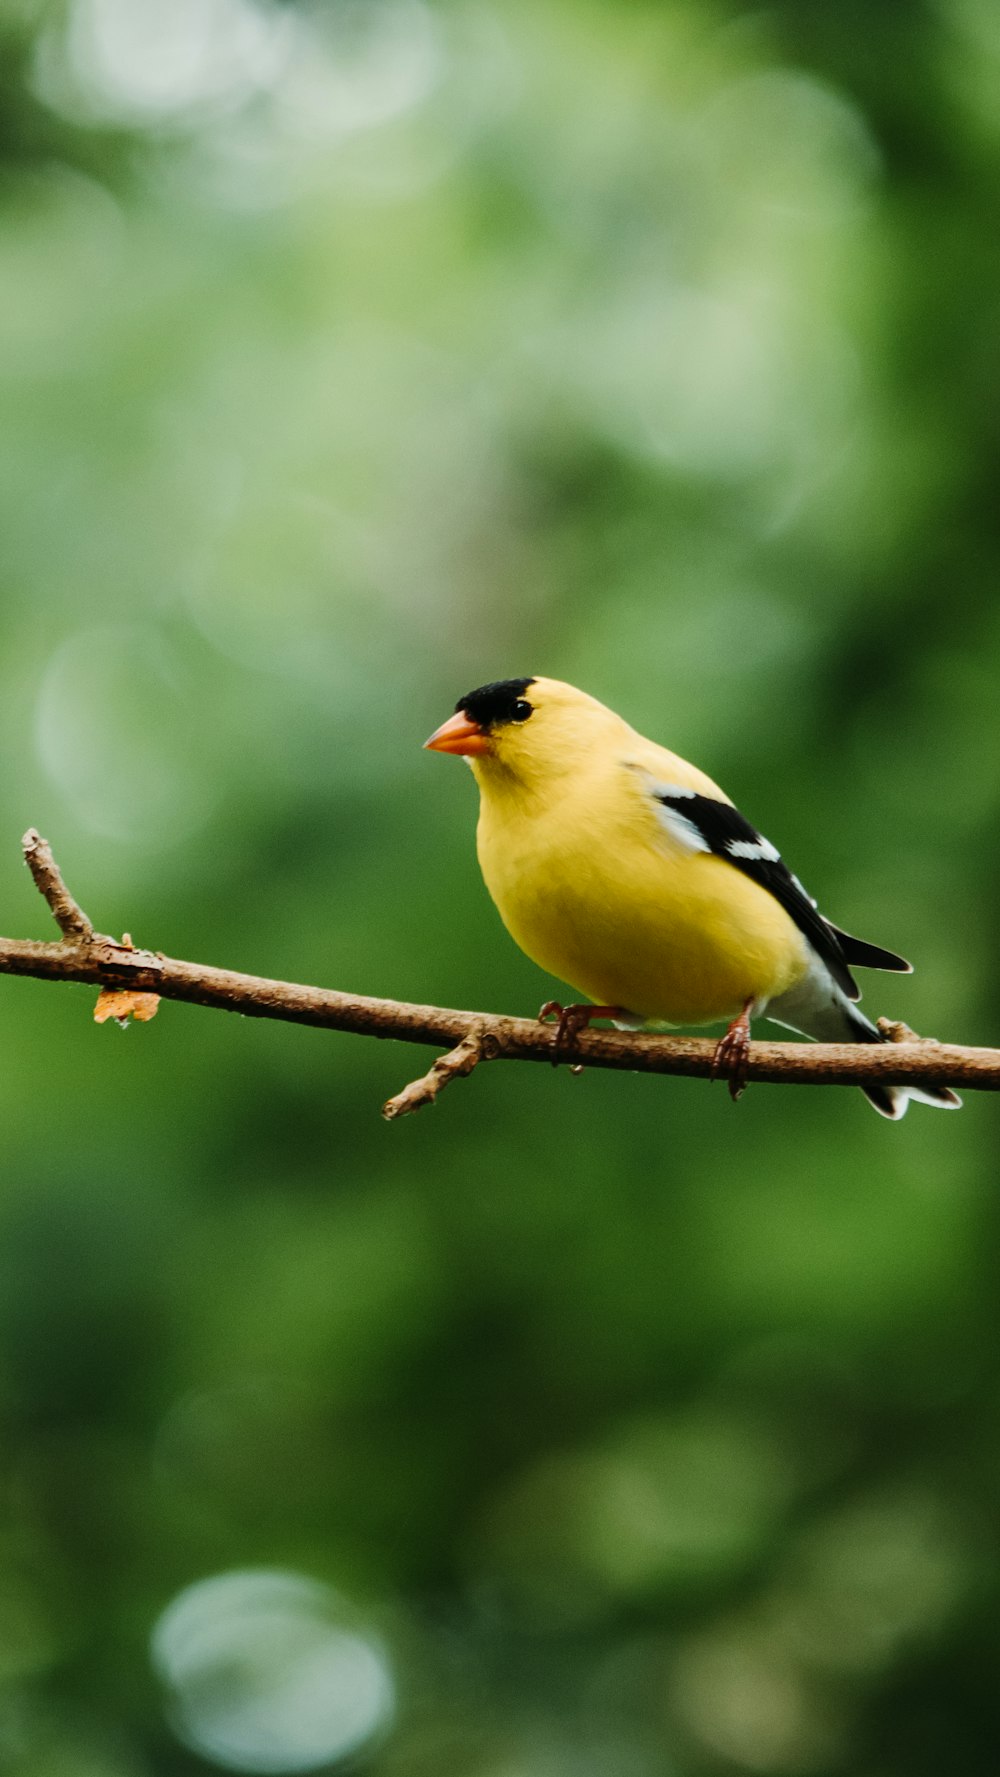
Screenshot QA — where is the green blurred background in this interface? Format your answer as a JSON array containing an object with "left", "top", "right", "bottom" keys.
[{"left": 1, "top": 0, "right": 999, "bottom": 1771}]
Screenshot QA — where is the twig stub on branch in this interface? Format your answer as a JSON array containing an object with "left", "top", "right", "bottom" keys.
[
  {"left": 382, "top": 1028, "right": 487, "bottom": 1120},
  {"left": 22, "top": 827, "right": 94, "bottom": 940}
]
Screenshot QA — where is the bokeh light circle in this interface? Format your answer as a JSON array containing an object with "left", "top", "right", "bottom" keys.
[{"left": 150, "top": 1568, "right": 395, "bottom": 1773}]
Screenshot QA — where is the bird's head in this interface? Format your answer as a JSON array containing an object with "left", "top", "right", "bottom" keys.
[{"left": 424, "top": 676, "right": 629, "bottom": 790}]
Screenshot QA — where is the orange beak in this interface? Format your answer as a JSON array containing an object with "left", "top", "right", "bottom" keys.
[{"left": 424, "top": 711, "right": 491, "bottom": 757}]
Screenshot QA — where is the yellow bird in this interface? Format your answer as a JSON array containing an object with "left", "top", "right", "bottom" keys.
[{"left": 425, "top": 675, "right": 960, "bottom": 1118}]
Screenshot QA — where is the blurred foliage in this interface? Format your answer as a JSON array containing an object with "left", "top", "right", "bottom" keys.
[{"left": 1, "top": 0, "right": 999, "bottom": 1772}]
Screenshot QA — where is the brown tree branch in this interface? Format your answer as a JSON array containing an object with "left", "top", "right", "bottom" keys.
[{"left": 1, "top": 831, "right": 996, "bottom": 1118}]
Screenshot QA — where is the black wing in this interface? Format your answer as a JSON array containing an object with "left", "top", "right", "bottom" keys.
[
  {"left": 824, "top": 922, "right": 911, "bottom": 975},
  {"left": 653, "top": 787, "right": 910, "bottom": 1001}
]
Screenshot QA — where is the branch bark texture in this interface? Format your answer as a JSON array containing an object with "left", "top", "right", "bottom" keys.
[{"left": 2, "top": 831, "right": 996, "bottom": 1118}]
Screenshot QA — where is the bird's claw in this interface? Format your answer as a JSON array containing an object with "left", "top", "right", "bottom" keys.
[
  {"left": 710, "top": 1005, "right": 753, "bottom": 1101},
  {"left": 538, "top": 1000, "right": 592, "bottom": 1070},
  {"left": 538, "top": 1001, "right": 626, "bottom": 1071}
]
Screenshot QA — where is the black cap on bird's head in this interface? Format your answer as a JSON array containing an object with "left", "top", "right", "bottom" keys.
[
  {"left": 457, "top": 678, "right": 535, "bottom": 727},
  {"left": 424, "top": 678, "right": 536, "bottom": 755}
]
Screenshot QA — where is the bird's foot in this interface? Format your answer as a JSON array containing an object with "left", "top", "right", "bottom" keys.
[
  {"left": 538, "top": 1001, "right": 626, "bottom": 1072},
  {"left": 710, "top": 1000, "right": 754, "bottom": 1101}
]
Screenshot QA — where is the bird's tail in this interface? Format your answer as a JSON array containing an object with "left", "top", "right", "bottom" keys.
[
  {"left": 843, "top": 1004, "right": 961, "bottom": 1120},
  {"left": 767, "top": 976, "right": 961, "bottom": 1119}
]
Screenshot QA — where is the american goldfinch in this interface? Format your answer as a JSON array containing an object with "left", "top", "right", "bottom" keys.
[{"left": 425, "top": 676, "right": 960, "bottom": 1119}]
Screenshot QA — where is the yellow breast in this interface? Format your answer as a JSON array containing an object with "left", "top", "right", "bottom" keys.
[{"left": 474, "top": 759, "right": 810, "bottom": 1026}]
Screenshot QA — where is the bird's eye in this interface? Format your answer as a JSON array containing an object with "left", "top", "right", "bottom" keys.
[{"left": 512, "top": 699, "right": 533, "bottom": 722}]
